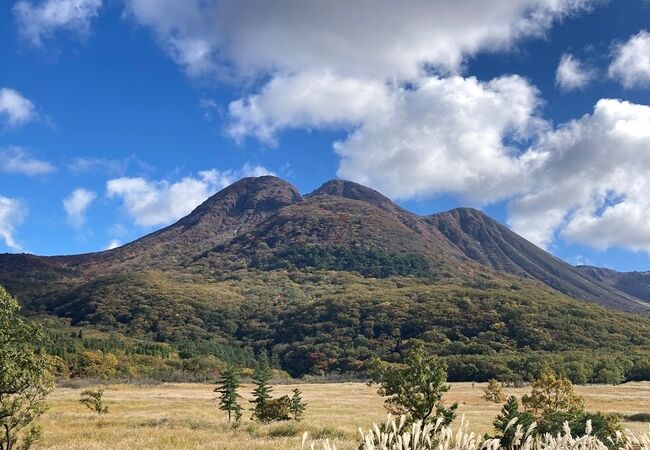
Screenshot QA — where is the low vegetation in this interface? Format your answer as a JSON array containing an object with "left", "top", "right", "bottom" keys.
[
  {"left": 78, "top": 388, "right": 108, "bottom": 415},
  {"left": 304, "top": 414, "right": 650, "bottom": 450}
]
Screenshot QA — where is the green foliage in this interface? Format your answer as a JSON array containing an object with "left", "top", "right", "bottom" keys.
[
  {"left": 626, "top": 413, "right": 650, "bottom": 422},
  {"left": 255, "top": 396, "right": 292, "bottom": 422},
  {"left": 79, "top": 388, "right": 108, "bottom": 415},
  {"left": 289, "top": 388, "right": 307, "bottom": 421},
  {"left": 214, "top": 366, "right": 243, "bottom": 422},
  {"left": 483, "top": 379, "right": 505, "bottom": 403},
  {"left": 490, "top": 396, "right": 535, "bottom": 447},
  {"left": 254, "top": 244, "right": 432, "bottom": 279},
  {"left": 521, "top": 374, "right": 584, "bottom": 419},
  {"left": 368, "top": 344, "right": 457, "bottom": 428},
  {"left": 492, "top": 376, "right": 623, "bottom": 448},
  {"left": 250, "top": 354, "right": 273, "bottom": 422},
  {"left": 0, "top": 286, "right": 52, "bottom": 450},
  {"left": 6, "top": 269, "right": 650, "bottom": 382}
]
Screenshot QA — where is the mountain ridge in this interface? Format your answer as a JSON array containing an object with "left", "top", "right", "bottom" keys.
[{"left": 0, "top": 176, "right": 648, "bottom": 314}]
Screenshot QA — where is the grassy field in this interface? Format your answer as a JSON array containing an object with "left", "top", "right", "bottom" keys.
[{"left": 36, "top": 382, "right": 650, "bottom": 450}]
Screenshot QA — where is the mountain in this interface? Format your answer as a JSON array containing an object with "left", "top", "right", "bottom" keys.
[
  {"left": 427, "top": 208, "right": 648, "bottom": 312},
  {"left": 2, "top": 176, "right": 650, "bottom": 378},
  {"left": 0, "top": 176, "right": 648, "bottom": 313},
  {"left": 577, "top": 266, "right": 650, "bottom": 303}
]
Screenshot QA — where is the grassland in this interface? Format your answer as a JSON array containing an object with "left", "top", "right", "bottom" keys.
[{"left": 36, "top": 382, "right": 650, "bottom": 450}]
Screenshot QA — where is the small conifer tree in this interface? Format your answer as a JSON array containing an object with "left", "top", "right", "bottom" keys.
[
  {"left": 250, "top": 353, "right": 273, "bottom": 421},
  {"left": 214, "top": 366, "right": 243, "bottom": 422},
  {"left": 289, "top": 388, "right": 307, "bottom": 421},
  {"left": 79, "top": 388, "right": 108, "bottom": 414}
]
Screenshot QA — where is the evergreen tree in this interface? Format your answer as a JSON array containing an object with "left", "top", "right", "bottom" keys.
[
  {"left": 250, "top": 353, "right": 273, "bottom": 421},
  {"left": 289, "top": 388, "right": 307, "bottom": 421},
  {"left": 491, "top": 396, "right": 535, "bottom": 447},
  {"left": 214, "top": 366, "right": 243, "bottom": 422}
]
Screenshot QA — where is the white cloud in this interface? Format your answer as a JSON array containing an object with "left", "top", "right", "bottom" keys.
[
  {"left": 63, "top": 188, "right": 96, "bottom": 228},
  {"left": 13, "top": 0, "right": 102, "bottom": 47},
  {"left": 0, "top": 88, "right": 37, "bottom": 128},
  {"left": 107, "top": 164, "right": 274, "bottom": 227},
  {"left": 608, "top": 30, "right": 650, "bottom": 89},
  {"left": 126, "top": 0, "right": 596, "bottom": 79},
  {"left": 0, "top": 196, "right": 27, "bottom": 251},
  {"left": 509, "top": 99, "right": 650, "bottom": 250},
  {"left": 230, "top": 72, "right": 544, "bottom": 202},
  {"left": 103, "top": 239, "right": 121, "bottom": 250},
  {"left": 0, "top": 147, "right": 55, "bottom": 175},
  {"left": 228, "top": 72, "right": 391, "bottom": 145},
  {"left": 555, "top": 53, "right": 593, "bottom": 91}
]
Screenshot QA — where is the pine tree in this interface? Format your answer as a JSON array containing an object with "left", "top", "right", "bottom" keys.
[
  {"left": 214, "top": 366, "right": 243, "bottom": 422},
  {"left": 492, "top": 396, "right": 534, "bottom": 447},
  {"left": 289, "top": 388, "right": 307, "bottom": 421},
  {"left": 250, "top": 353, "right": 273, "bottom": 421}
]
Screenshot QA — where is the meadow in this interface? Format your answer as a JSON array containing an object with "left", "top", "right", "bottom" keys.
[{"left": 36, "top": 381, "right": 650, "bottom": 450}]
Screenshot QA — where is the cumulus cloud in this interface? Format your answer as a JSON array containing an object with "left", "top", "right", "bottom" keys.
[
  {"left": 0, "top": 147, "right": 55, "bottom": 175},
  {"left": 0, "top": 88, "right": 38, "bottom": 128},
  {"left": 107, "top": 163, "right": 274, "bottom": 227},
  {"left": 126, "top": 0, "right": 596, "bottom": 78},
  {"left": 230, "top": 72, "right": 544, "bottom": 202},
  {"left": 13, "top": 0, "right": 102, "bottom": 46},
  {"left": 63, "top": 188, "right": 96, "bottom": 228},
  {"left": 509, "top": 99, "right": 650, "bottom": 250},
  {"left": 608, "top": 30, "right": 650, "bottom": 89},
  {"left": 555, "top": 53, "right": 593, "bottom": 91},
  {"left": 228, "top": 72, "right": 391, "bottom": 145},
  {"left": 0, "top": 196, "right": 27, "bottom": 251}
]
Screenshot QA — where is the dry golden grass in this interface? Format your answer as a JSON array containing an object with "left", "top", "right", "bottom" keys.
[{"left": 35, "top": 382, "right": 650, "bottom": 450}]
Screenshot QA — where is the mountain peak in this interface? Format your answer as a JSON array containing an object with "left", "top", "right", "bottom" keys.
[
  {"left": 193, "top": 176, "right": 301, "bottom": 216},
  {"left": 308, "top": 179, "right": 405, "bottom": 213}
]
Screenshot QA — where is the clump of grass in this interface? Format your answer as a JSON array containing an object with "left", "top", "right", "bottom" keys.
[
  {"left": 268, "top": 423, "right": 302, "bottom": 438},
  {"left": 139, "top": 417, "right": 171, "bottom": 428},
  {"left": 311, "top": 426, "right": 346, "bottom": 440},
  {"left": 185, "top": 419, "right": 213, "bottom": 430}
]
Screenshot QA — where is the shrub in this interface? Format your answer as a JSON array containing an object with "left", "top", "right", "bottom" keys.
[
  {"left": 521, "top": 373, "right": 583, "bottom": 419},
  {"left": 256, "top": 396, "right": 291, "bottom": 422},
  {"left": 626, "top": 413, "right": 650, "bottom": 422},
  {"left": 79, "top": 388, "right": 108, "bottom": 414},
  {"left": 483, "top": 379, "right": 505, "bottom": 403}
]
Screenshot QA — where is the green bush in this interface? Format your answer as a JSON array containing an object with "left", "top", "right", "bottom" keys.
[
  {"left": 257, "top": 396, "right": 292, "bottom": 422},
  {"left": 626, "top": 413, "right": 650, "bottom": 422}
]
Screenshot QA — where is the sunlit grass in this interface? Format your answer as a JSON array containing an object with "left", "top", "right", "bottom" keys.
[{"left": 35, "top": 382, "right": 650, "bottom": 449}]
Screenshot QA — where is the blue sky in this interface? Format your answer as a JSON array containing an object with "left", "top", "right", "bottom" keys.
[{"left": 2, "top": 0, "right": 650, "bottom": 272}]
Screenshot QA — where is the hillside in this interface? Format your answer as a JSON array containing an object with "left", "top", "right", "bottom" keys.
[
  {"left": 577, "top": 266, "right": 650, "bottom": 303},
  {"left": 1, "top": 176, "right": 647, "bottom": 312},
  {"left": 1, "top": 176, "right": 650, "bottom": 379}
]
